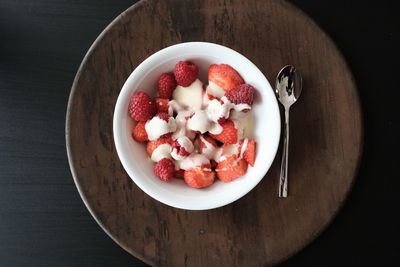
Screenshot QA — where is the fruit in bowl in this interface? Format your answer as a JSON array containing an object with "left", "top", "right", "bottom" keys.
[
  {"left": 128, "top": 60, "right": 257, "bottom": 188},
  {"left": 113, "top": 42, "right": 280, "bottom": 210}
]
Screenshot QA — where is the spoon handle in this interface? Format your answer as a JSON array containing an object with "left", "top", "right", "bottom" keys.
[{"left": 278, "top": 107, "right": 290, "bottom": 197}]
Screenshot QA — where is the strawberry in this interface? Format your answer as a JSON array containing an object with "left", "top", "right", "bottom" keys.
[
  {"left": 128, "top": 91, "right": 157, "bottom": 121},
  {"left": 174, "top": 61, "right": 199, "bottom": 87},
  {"left": 175, "top": 169, "right": 185, "bottom": 179},
  {"left": 216, "top": 155, "right": 248, "bottom": 182},
  {"left": 209, "top": 120, "right": 238, "bottom": 144},
  {"left": 195, "top": 135, "right": 217, "bottom": 149},
  {"left": 146, "top": 137, "right": 172, "bottom": 157},
  {"left": 157, "top": 73, "right": 177, "bottom": 99},
  {"left": 184, "top": 164, "right": 215, "bottom": 188},
  {"left": 225, "top": 84, "right": 255, "bottom": 108},
  {"left": 208, "top": 64, "right": 244, "bottom": 91},
  {"left": 155, "top": 98, "right": 169, "bottom": 113},
  {"left": 132, "top": 121, "right": 148, "bottom": 142},
  {"left": 239, "top": 139, "right": 256, "bottom": 167},
  {"left": 172, "top": 139, "right": 191, "bottom": 157},
  {"left": 154, "top": 158, "right": 175, "bottom": 181}
]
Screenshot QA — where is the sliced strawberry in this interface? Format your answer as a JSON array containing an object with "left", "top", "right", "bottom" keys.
[
  {"left": 216, "top": 155, "right": 248, "bottom": 182},
  {"left": 155, "top": 98, "right": 170, "bottom": 113},
  {"left": 209, "top": 120, "right": 238, "bottom": 144},
  {"left": 146, "top": 137, "right": 172, "bottom": 157},
  {"left": 184, "top": 164, "right": 215, "bottom": 188},
  {"left": 195, "top": 134, "right": 218, "bottom": 149},
  {"left": 208, "top": 64, "right": 244, "bottom": 91},
  {"left": 132, "top": 121, "right": 148, "bottom": 142},
  {"left": 239, "top": 139, "right": 256, "bottom": 167}
]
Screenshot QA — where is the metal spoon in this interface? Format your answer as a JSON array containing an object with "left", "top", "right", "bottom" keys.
[{"left": 275, "top": 65, "right": 302, "bottom": 197}]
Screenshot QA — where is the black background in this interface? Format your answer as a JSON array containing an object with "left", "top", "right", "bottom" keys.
[{"left": 1, "top": 0, "right": 399, "bottom": 266}]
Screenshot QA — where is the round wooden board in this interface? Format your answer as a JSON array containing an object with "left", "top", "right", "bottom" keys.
[{"left": 66, "top": 0, "right": 363, "bottom": 266}]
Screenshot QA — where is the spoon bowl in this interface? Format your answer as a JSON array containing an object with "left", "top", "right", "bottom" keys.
[{"left": 276, "top": 65, "right": 302, "bottom": 109}]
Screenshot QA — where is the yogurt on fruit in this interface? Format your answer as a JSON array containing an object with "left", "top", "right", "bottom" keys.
[
  {"left": 175, "top": 153, "right": 210, "bottom": 170},
  {"left": 145, "top": 116, "right": 177, "bottom": 140},
  {"left": 151, "top": 144, "right": 172, "bottom": 162},
  {"left": 172, "top": 79, "right": 203, "bottom": 110}
]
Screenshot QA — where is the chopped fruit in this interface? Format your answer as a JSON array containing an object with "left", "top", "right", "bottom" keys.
[
  {"left": 157, "top": 73, "right": 177, "bottom": 99},
  {"left": 156, "top": 112, "right": 170, "bottom": 122},
  {"left": 195, "top": 135, "right": 217, "bottom": 149},
  {"left": 184, "top": 164, "right": 215, "bottom": 188},
  {"left": 146, "top": 137, "right": 172, "bottom": 157},
  {"left": 127, "top": 61, "right": 258, "bottom": 188},
  {"left": 208, "top": 64, "right": 244, "bottom": 91},
  {"left": 154, "top": 158, "right": 175, "bottom": 181},
  {"left": 128, "top": 91, "right": 157, "bottom": 121},
  {"left": 209, "top": 120, "right": 238, "bottom": 144},
  {"left": 132, "top": 121, "right": 148, "bottom": 142},
  {"left": 155, "top": 98, "right": 169, "bottom": 113},
  {"left": 225, "top": 84, "right": 255, "bottom": 108},
  {"left": 172, "top": 139, "right": 190, "bottom": 157},
  {"left": 239, "top": 139, "right": 256, "bottom": 167},
  {"left": 174, "top": 61, "right": 199, "bottom": 87},
  {"left": 175, "top": 169, "right": 185, "bottom": 179},
  {"left": 216, "top": 155, "right": 248, "bottom": 182}
]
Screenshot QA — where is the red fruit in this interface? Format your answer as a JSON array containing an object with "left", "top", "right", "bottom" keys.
[
  {"left": 208, "top": 64, "right": 244, "bottom": 91},
  {"left": 132, "top": 121, "right": 148, "bottom": 142},
  {"left": 155, "top": 98, "right": 170, "bottom": 113},
  {"left": 146, "top": 137, "right": 172, "bottom": 157},
  {"left": 128, "top": 91, "right": 157, "bottom": 121},
  {"left": 209, "top": 120, "right": 238, "bottom": 144},
  {"left": 239, "top": 139, "right": 256, "bottom": 167},
  {"left": 156, "top": 112, "right": 170, "bottom": 122},
  {"left": 225, "top": 84, "right": 255, "bottom": 108},
  {"left": 216, "top": 155, "right": 248, "bottom": 182},
  {"left": 154, "top": 158, "right": 175, "bottom": 181},
  {"left": 175, "top": 169, "right": 185, "bottom": 179},
  {"left": 157, "top": 73, "right": 177, "bottom": 99},
  {"left": 195, "top": 135, "right": 217, "bottom": 149},
  {"left": 184, "top": 164, "right": 215, "bottom": 188},
  {"left": 174, "top": 61, "right": 199, "bottom": 87},
  {"left": 172, "top": 139, "right": 190, "bottom": 157}
]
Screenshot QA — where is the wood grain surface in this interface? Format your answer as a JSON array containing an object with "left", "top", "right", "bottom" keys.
[{"left": 66, "top": 0, "right": 363, "bottom": 266}]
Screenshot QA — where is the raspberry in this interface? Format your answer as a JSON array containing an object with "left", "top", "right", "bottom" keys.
[
  {"left": 225, "top": 84, "right": 255, "bottom": 107},
  {"left": 174, "top": 61, "right": 199, "bottom": 87},
  {"left": 156, "top": 112, "right": 170, "bottom": 122},
  {"left": 154, "top": 158, "right": 175, "bottom": 181},
  {"left": 128, "top": 91, "right": 156, "bottom": 121},
  {"left": 172, "top": 140, "right": 190, "bottom": 157},
  {"left": 157, "top": 73, "right": 177, "bottom": 99}
]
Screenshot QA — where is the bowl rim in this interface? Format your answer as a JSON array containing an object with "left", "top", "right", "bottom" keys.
[{"left": 113, "top": 41, "right": 281, "bottom": 210}]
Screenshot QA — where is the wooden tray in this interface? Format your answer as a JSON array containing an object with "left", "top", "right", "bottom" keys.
[{"left": 66, "top": 0, "right": 363, "bottom": 266}]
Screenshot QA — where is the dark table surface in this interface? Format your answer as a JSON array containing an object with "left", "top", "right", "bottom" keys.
[{"left": 1, "top": 0, "right": 399, "bottom": 266}]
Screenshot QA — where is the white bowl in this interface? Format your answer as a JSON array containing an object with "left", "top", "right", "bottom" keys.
[{"left": 113, "top": 42, "right": 280, "bottom": 210}]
